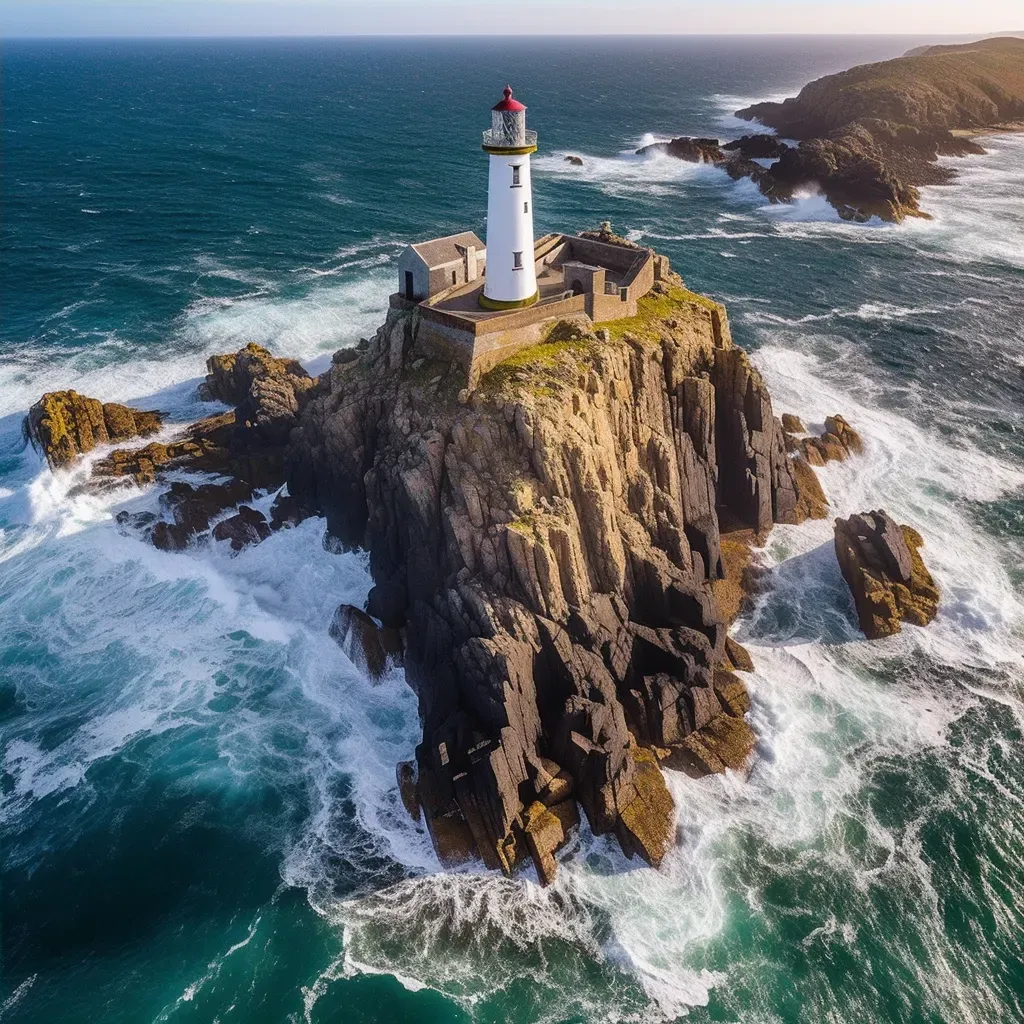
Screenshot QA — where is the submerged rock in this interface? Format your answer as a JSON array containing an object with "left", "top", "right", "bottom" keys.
[
  {"left": 564, "top": 155, "right": 584, "bottom": 166},
  {"left": 834, "top": 509, "right": 940, "bottom": 638},
  {"left": 26, "top": 391, "right": 162, "bottom": 468}
]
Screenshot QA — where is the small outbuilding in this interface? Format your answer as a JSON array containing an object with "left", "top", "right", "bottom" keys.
[{"left": 397, "top": 231, "right": 486, "bottom": 302}]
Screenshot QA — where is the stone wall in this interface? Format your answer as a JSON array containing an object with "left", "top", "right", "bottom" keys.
[
  {"left": 397, "top": 233, "right": 660, "bottom": 388},
  {"left": 411, "top": 293, "right": 591, "bottom": 388}
]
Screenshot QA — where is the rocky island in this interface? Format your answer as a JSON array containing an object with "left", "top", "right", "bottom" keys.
[
  {"left": 22, "top": 236, "right": 937, "bottom": 881},
  {"left": 26, "top": 233, "right": 858, "bottom": 882},
  {"left": 638, "top": 36, "right": 1024, "bottom": 222}
]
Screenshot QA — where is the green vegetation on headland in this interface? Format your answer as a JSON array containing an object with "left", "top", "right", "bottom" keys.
[
  {"left": 479, "top": 286, "right": 724, "bottom": 398},
  {"left": 638, "top": 37, "right": 1024, "bottom": 223}
]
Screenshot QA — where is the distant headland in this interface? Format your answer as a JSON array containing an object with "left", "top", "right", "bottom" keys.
[{"left": 638, "top": 36, "right": 1024, "bottom": 223}]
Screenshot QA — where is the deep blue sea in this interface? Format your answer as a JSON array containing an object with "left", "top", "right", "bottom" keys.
[{"left": 2, "top": 36, "right": 1024, "bottom": 1024}]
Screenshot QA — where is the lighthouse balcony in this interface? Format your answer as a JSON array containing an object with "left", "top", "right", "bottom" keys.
[{"left": 482, "top": 128, "right": 538, "bottom": 152}]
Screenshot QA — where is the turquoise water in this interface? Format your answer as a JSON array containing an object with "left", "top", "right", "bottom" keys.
[{"left": 2, "top": 37, "right": 1024, "bottom": 1024}]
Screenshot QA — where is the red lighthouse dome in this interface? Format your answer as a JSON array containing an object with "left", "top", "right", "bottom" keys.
[{"left": 492, "top": 85, "right": 526, "bottom": 112}]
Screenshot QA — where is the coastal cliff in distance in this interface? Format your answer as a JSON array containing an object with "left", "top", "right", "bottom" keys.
[
  {"left": 736, "top": 36, "right": 1024, "bottom": 222},
  {"left": 287, "top": 248, "right": 827, "bottom": 880}
]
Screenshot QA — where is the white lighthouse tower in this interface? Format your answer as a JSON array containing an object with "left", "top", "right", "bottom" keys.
[{"left": 480, "top": 86, "right": 538, "bottom": 310}]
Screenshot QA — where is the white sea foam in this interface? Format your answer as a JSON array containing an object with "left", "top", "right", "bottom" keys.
[
  {"left": 0, "top": 270, "right": 392, "bottom": 424},
  {"left": 532, "top": 146, "right": 727, "bottom": 201},
  {"left": 180, "top": 268, "right": 392, "bottom": 359},
  {"left": 709, "top": 90, "right": 794, "bottom": 136},
  {"left": 906, "top": 134, "right": 1024, "bottom": 271}
]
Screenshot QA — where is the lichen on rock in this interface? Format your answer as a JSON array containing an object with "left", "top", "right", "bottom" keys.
[{"left": 26, "top": 390, "right": 162, "bottom": 468}]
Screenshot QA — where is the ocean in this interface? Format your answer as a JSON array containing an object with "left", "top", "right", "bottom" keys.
[{"left": 2, "top": 36, "right": 1023, "bottom": 1024}]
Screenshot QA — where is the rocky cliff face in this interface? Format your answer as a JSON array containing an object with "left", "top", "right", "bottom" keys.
[{"left": 288, "top": 274, "right": 826, "bottom": 881}]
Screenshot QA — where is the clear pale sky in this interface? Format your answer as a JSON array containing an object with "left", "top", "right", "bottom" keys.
[{"left": 0, "top": 0, "right": 1020, "bottom": 37}]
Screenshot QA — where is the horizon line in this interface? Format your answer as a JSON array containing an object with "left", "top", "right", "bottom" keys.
[{"left": 5, "top": 30, "right": 1023, "bottom": 40}]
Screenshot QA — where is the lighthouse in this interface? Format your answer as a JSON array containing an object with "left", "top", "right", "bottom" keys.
[{"left": 480, "top": 86, "right": 538, "bottom": 310}]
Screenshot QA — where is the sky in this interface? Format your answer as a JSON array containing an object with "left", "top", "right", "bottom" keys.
[{"left": 0, "top": 0, "right": 1021, "bottom": 37}]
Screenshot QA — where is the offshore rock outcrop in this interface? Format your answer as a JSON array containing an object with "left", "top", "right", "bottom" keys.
[
  {"left": 835, "top": 510, "right": 939, "bottom": 639},
  {"left": 26, "top": 391, "right": 162, "bottom": 468},
  {"left": 288, "top": 267, "right": 827, "bottom": 882},
  {"left": 782, "top": 413, "right": 865, "bottom": 467},
  {"left": 38, "top": 344, "right": 316, "bottom": 553}
]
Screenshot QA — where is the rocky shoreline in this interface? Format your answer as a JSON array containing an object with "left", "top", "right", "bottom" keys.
[
  {"left": 24, "top": 234, "right": 937, "bottom": 884},
  {"left": 636, "top": 36, "right": 1024, "bottom": 223}
]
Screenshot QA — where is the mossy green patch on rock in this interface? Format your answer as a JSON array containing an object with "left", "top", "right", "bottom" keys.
[{"left": 596, "top": 286, "right": 724, "bottom": 345}]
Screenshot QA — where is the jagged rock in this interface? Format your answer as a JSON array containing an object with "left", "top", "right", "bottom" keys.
[
  {"left": 636, "top": 136, "right": 725, "bottom": 163},
  {"left": 143, "top": 478, "right": 257, "bottom": 551},
  {"left": 722, "top": 134, "right": 790, "bottom": 159},
  {"left": 151, "top": 520, "right": 193, "bottom": 553},
  {"left": 91, "top": 412, "right": 237, "bottom": 486},
  {"left": 791, "top": 455, "right": 830, "bottom": 521},
  {"left": 523, "top": 797, "right": 579, "bottom": 885},
  {"left": 212, "top": 505, "right": 271, "bottom": 552},
  {"left": 673, "top": 713, "right": 756, "bottom": 777},
  {"left": 332, "top": 347, "right": 360, "bottom": 366},
  {"left": 268, "top": 490, "right": 311, "bottom": 531},
  {"left": 287, "top": 273, "right": 813, "bottom": 881},
  {"left": 724, "top": 635, "right": 754, "bottom": 673},
  {"left": 834, "top": 510, "right": 939, "bottom": 638},
  {"left": 713, "top": 348, "right": 825, "bottom": 532},
  {"left": 26, "top": 391, "right": 162, "bottom": 468},
  {"left": 115, "top": 510, "right": 157, "bottom": 535},
  {"left": 396, "top": 761, "right": 421, "bottom": 821},
  {"left": 329, "top": 603, "right": 400, "bottom": 680},
  {"left": 800, "top": 414, "right": 864, "bottom": 466},
  {"left": 199, "top": 342, "right": 310, "bottom": 406},
  {"left": 713, "top": 668, "right": 752, "bottom": 718},
  {"left": 616, "top": 746, "right": 675, "bottom": 866},
  {"left": 564, "top": 155, "right": 584, "bottom": 166},
  {"left": 781, "top": 413, "right": 806, "bottom": 434}
]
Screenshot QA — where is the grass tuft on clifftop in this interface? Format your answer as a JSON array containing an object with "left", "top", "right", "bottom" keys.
[{"left": 596, "top": 286, "right": 722, "bottom": 344}]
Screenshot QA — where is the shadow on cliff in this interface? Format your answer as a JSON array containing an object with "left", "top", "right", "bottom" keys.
[{"left": 737, "top": 540, "right": 862, "bottom": 648}]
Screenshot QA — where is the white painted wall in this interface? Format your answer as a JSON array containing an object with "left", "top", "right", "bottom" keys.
[{"left": 483, "top": 152, "right": 536, "bottom": 304}]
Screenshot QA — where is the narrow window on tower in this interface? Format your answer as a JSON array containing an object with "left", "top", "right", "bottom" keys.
[
  {"left": 511, "top": 165, "right": 521, "bottom": 186},
  {"left": 524, "top": 201, "right": 529, "bottom": 213},
  {"left": 513, "top": 251, "right": 523, "bottom": 270}
]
